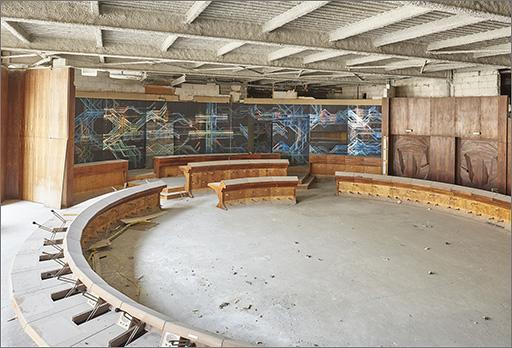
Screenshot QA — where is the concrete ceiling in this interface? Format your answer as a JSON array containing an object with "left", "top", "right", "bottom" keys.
[{"left": 1, "top": 0, "right": 510, "bottom": 87}]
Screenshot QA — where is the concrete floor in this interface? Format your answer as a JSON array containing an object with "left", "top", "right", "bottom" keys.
[
  {"left": 1, "top": 200, "right": 48, "bottom": 347},
  {"left": 103, "top": 180, "right": 512, "bottom": 347}
]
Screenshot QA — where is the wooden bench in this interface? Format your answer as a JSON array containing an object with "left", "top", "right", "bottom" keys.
[
  {"left": 309, "top": 154, "right": 381, "bottom": 176},
  {"left": 180, "top": 159, "right": 289, "bottom": 195},
  {"left": 335, "top": 172, "right": 511, "bottom": 225},
  {"left": 208, "top": 176, "right": 299, "bottom": 209},
  {"left": 153, "top": 153, "right": 281, "bottom": 177}
]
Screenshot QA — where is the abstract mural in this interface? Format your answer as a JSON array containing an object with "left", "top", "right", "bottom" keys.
[{"left": 75, "top": 98, "right": 382, "bottom": 168}]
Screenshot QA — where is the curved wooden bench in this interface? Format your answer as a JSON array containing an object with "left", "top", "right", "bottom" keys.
[
  {"left": 208, "top": 176, "right": 299, "bottom": 209},
  {"left": 335, "top": 172, "right": 511, "bottom": 226},
  {"left": 154, "top": 153, "right": 280, "bottom": 178},
  {"left": 180, "top": 159, "right": 289, "bottom": 195},
  {"left": 309, "top": 154, "right": 381, "bottom": 176},
  {"left": 11, "top": 182, "right": 250, "bottom": 347}
]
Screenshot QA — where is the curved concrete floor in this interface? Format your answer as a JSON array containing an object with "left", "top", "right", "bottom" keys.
[{"left": 106, "top": 181, "right": 511, "bottom": 347}]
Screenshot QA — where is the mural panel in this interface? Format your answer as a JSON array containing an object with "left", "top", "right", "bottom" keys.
[{"left": 75, "top": 98, "right": 382, "bottom": 169}]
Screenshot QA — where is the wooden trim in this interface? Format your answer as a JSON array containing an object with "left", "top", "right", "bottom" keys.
[
  {"left": 62, "top": 67, "right": 75, "bottom": 208},
  {"left": 193, "top": 95, "right": 230, "bottom": 103},
  {"left": 242, "top": 97, "right": 382, "bottom": 106},
  {"left": 76, "top": 90, "right": 180, "bottom": 101}
]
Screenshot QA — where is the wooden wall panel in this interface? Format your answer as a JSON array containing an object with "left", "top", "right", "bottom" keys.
[
  {"left": 22, "top": 68, "right": 74, "bottom": 208},
  {"left": 389, "top": 98, "right": 408, "bottom": 135},
  {"left": 480, "top": 97, "right": 499, "bottom": 140},
  {"left": 428, "top": 136, "right": 455, "bottom": 183},
  {"left": 391, "top": 135, "right": 430, "bottom": 179},
  {"left": 1, "top": 68, "right": 7, "bottom": 201},
  {"left": 407, "top": 98, "right": 431, "bottom": 135},
  {"left": 430, "top": 97, "right": 455, "bottom": 136},
  {"left": 3, "top": 70, "right": 25, "bottom": 200},
  {"left": 507, "top": 118, "right": 511, "bottom": 195},
  {"left": 455, "top": 97, "right": 481, "bottom": 138},
  {"left": 456, "top": 139, "right": 499, "bottom": 191}
]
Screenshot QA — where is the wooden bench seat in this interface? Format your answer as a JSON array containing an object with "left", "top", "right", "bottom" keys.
[
  {"left": 335, "top": 172, "right": 511, "bottom": 225},
  {"left": 208, "top": 176, "right": 299, "bottom": 209},
  {"left": 180, "top": 159, "right": 289, "bottom": 195},
  {"left": 153, "top": 153, "right": 280, "bottom": 177}
]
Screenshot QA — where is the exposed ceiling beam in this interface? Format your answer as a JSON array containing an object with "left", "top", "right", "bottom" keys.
[
  {"left": 99, "top": 55, "right": 105, "bottom": 63},
  {"left": 194, "top": 65, "right": 245, "bottom": 71},
  {"left": 184, "top": 1, "right": 212, "bottom": 24},
  {"left": 171, "top": 74, "right": 186, "bottom": 86},
  {"left": 401, "top": 1, "right": 511, "bottom": 23},
  {"left": 90, "top": 1, "right": 100, "bottom": 16},
  {"left": 384, "top": 59, "right": 428, "bottom": 71},
  {"left": 1, "top": 21, "right": 31, "bottom": 44},
  {"left": 329, "top": 5, "right": 431, "bottom": 42},
  {"left": 303, "top": 50, "right": 350, "bottom": 64},
  {"left": 262, "top": 1, "right": 330, "bottom": 33},
  {"left": 1, "top": 2, "right": 508, "bottom": 66},
  {"left": 373, "top": 14, "right": 485, "bottom": 47},
  {"left": 346, "top": 55, "right": 394, "bottom": 66},
  {"left": 161, "top": 34, "right": 179, "bottom": 52},
  {"left": 474, "top": 43, "right": 511, "bottom": 58},
  {"left": 423, "top": 62, "right": 475, "bottom": 72},
  {"left": 427, "top": 27, "right": 510, "bottom": 51},
  {"left": 0, "top": 41, "right": 453, "bottom": 80},
  {"left": 268, "top": 47, "right": 306, "bottom": 62},
  {"left": 94, "top": 28, "right": 103, "bottom": 48},
  {"left": 217, "top": 41, "right": 245, "bottom": 56}
]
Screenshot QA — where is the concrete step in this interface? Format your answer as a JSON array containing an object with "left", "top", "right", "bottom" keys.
[
  {"left": 127, "top": 170, "right": 157, "bottom": 181},
  {"left": 298, "top": 174, "right": 315, "bottom": 189},
  {"left": 160, "top": 191, "right": 189, "bottom": 200},
  {"left": 162, "top": 185, "right": 186, "bottom": 194}
]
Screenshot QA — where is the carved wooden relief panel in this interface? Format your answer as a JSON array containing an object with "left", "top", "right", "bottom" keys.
[
  {"left": 391, "top": 136, "right": 430, "bottom": 179},
  {"left": 457, "top": 140, "right": 498, "bottom": 191}
]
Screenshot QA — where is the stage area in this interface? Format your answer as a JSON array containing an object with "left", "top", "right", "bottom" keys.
[{"left": 101, "top": 181, "right": 510, "bottom": 347}]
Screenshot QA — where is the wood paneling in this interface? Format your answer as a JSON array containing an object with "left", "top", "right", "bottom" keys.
[
  {"left": 391, "top": 135, "right": 430, "bottom": 179},
  {"left": 3, "top": 70, "right": 25, "bottom": 200},
  {"left": 428, "top": 136, "right": 455, "bottom": 183},
  {"left": 430, "top": 97, "right": 455, "bottom": 136},
  {"left": 408, "top": 98, "right": 431, "bottom": 135},
  {"left": 456, "top": 139, "right": 498, "bottom": 191},
  {"left": 243, "top": 98, "right": 382, "bottom": 106},
  {"left": 1, "top": 68, "right": 7, "bottom": 201},
  {"left": 22, "top": 68, "right": 74, "bottom": 208},
  {"left": 456, "top": 97, "right": 481, "bottom": 138},
  {"left": 507, "top": 118, "right": 511, "bottom": 195},
  {"left": 480, "top": 96, "right": 499, "bottom": 140},
  {"left": 390, "top": 98, "right": 408, "bottom": 135},
  {"left": 73, "top": 160, "right": 128, "bottom": 204}
]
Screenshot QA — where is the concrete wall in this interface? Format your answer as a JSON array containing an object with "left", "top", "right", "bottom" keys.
[
  {"left": 393, "top": 78, "right": 451, "bottom": 97},
  {"left": 327, "top": 84, "right": 386, "bottom": 99}
]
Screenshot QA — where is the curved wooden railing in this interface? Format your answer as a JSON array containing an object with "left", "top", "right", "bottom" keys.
[
  {"left": 335, "top": 172, "right": 511, "bottom": 225},
  {"left": 64, "top": 182, "right": 250, "bottom": 347}
]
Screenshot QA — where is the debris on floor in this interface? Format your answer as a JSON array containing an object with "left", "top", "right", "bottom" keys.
[
  {"left": 428, "top": 271, "right": 435, "bottom": 275},
  {"left": 424, "top": 247, "right": 431, "bottom": 251},
  {"left": 219, "top": 302, "right": 230, "bottom": 309}
]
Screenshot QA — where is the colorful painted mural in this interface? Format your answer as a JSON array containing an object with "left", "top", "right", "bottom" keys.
[{"left": 74, "top": 98, "right": 382, "bottom": 168}]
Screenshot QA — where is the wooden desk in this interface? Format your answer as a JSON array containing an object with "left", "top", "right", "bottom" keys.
[
  {"left": 208, "top": 176, "right": 299, "bottom": 209},
  {"left": 153, "top": 153, "right": 280, "bottom": 177},
  {"left": 180, "top": 159, "right": 289, "bottom": 195}
]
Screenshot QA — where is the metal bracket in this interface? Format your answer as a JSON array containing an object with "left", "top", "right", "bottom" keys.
[
  {"left": 72, "top": 297, "right": 110, "bottom": 325},
  {"left": 109, "top": 314, "right": 146, "bottom": 347}
]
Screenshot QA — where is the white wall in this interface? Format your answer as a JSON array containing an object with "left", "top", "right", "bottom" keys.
[{"left": 452, "top": 68, "right": 500, "bottom": 97}]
